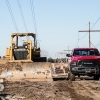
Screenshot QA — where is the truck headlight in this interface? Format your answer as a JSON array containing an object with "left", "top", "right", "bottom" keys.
[
  {"left": 72, "top": 67, "right": 77, "bottom": 71},
  {"left": 70, "top": 61, "right": 77, "bottom": 66}
]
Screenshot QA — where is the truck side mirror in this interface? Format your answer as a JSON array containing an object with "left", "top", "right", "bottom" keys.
[{"left": 66, "top": 54, "right": 72, "bottom": 57}]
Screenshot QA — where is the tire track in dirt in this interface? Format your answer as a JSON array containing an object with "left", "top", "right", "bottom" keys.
[
  {"left": 54, "top": 81, "right": 93, "bottom": 100},
  {"left": 72, "top": 80, "right": 100, "bottom": 100},
  {"left": 0, "top": 80, "right": 98, "bottom": 100}
]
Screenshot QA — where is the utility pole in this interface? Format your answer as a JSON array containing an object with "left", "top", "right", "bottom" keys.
[
  {"left": 79, "top": 22, "right": 100, "bottom": 48},
  {"left": 64, "top": 46, "right": 72, "bottom": 54}
]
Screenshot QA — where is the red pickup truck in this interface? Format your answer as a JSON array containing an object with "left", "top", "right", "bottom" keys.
[{"left": 67, "top": 48, "right": 100, "bottom": 81}]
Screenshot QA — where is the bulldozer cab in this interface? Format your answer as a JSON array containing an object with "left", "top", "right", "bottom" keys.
[{"left": 6, "top": 33, "right": 46, "bottom": 62}]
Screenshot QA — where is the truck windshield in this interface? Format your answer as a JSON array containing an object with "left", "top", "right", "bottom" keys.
[{"left": 73, "top": 49, "right": 99, "bottom": 56}]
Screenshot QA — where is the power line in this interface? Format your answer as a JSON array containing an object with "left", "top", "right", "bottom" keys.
[
  {"left": 0, "top": 16, "right": 12, "bottom": 33},
  {"left": 30, "top": 0, "right": 39, "bottom": 45},
  {"left": 79, "top": 33, "right": 88, "bottom": 40},
  {"left": 89, "top": 7, "right": 100, "bottom": 47},
  {"left": 76, "top": 30, "right": 88, "bottom": 47},
  {"left": 5, "top": 0, "right": 23, "bottom": 44},
  {"left": 77, "top": 17, "right": 100, "bottom": 47},
  {"left": 79, "top": 22, "right": 100, "bottom": 48},
  {"left": 90, "top": 7, "right": 100, "bottom": 21},
  {"left": 76, "top": 6, "right": 100, "bottom": 47},
  {"left": 5, "top": 0, "right": 19, "bottom": 33},
  {"left": 91, "top": 17, "right": 100, "bottom": 29},
  {"left": 30, "top": 0, "right": 37, "bottom": 33},
  {"left": 76, "top": 32, "right": 79, "bottom": 47},
  {"left": 17, "top": 0, "right": 28, "bottom": 32},
  {"left": 77, "top": 24, "right": 89, "bottom": 41},
  {"left": 92, "top": 17, "right": 100, "bottom": 46},
  {"left": 78, "top": 16, "right": 100, "bottom": 42}
]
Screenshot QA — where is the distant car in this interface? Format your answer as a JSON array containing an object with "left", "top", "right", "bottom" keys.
[{"left": 66, "top": 48, "right": 100, "bottom": 81}]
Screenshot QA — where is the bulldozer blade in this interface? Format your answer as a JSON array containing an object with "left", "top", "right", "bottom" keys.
[
  {"left": 0, "top": 59, "right": 8, "bottom": 64},
  {"left": 0, "top": 62, "right": 53, "bottom": 81},
  {"left": 51, "top": 63, "right": 68, "bottom": 78},
  {"left": 0, "top": 84, "right": 4, "bottom": 91}
]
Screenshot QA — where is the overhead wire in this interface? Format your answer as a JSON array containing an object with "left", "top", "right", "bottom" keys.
[
  {"left": 30, "top": 0, "right": 37, "bottom": 34},
  {"left": 89, "top": 17, "right": 100, "bottom": 47},
  {"left": 76, "top": 17, "right": 100, "bottom": 47},
  {"left": 87, "top": 17, "right": 100, "bottom": 47},
  {"left": 30, "top": 0, "right": 39, "bottom": 46},
  {"left": 78, "top": 33, "right": 88, "bottom": 40},
  {"left": 76, "top": 6, "right": 100, "bottom": 47},
  {"left": 91, "top": 17, "right": 100, "bottom": 29},
  {"left": 5, "top": 0, "right": 19, "bottom": 33},
  {"left": 76, "top": 24, "right": 88, "bottom": 47},
  {"left": 0, "top": 16, "right": 12, "bottom": 33},
  {"left": 17, "top": 0, "right": 28, "bottom": 32},
  {"left": 5, "top": 0, "right": 23, "bottom": 44},
  {"left": 94, "top": 17, "right": 100, "bottom": 47},
  {"left": 76, "top": 32, "right": 79, "bottom": 47},
  {"left": 90, "top": 7, "right": 100, "bottom": 21}
]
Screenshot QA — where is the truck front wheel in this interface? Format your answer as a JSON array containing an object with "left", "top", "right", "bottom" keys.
[
  {"left": 69, "top": 71, "right": 75, "bottom": 81},
  {"left": 93, "top": 75, "right": 99, "bottom": 80}
]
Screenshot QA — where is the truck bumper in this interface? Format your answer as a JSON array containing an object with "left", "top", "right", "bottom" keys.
[{"left": 71, "top": 67, "right": 100, "bottom": 76}]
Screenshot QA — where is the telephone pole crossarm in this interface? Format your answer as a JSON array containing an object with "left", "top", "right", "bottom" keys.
[
  {"left": 78, "top": 22, "right": 100, "bottom": 48},
  {"left": 64, "top": 50, "right": 72, "bottom": 51},
  {"left": 79, "top": 30, "right": 100, "bottom": 32}
]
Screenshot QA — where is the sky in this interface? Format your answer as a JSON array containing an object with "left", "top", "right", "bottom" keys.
[{"left": 0, "top": 0, "right": 100, "bottom": 58}]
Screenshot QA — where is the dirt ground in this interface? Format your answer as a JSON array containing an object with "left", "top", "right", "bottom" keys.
[{"left": 0, "top": 78, "right": 100, "bottom": 100}]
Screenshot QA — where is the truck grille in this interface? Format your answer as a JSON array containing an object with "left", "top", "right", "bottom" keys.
[{"left": 77, "top": 60, "right": 98, "bottom": 67}]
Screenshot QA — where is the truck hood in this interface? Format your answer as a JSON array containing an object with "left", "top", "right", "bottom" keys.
[{"left": 73, "top": 56, "right": 100, "bottom": 61}]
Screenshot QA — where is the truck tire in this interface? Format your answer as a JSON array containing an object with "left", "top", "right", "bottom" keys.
[
  {"left": 93, "top": 75, "right": 99, "bottom": 80},
  {"left": 68, "top": 72, "right": 70, "bottom": 79},
  {"left": 69, "top": 71, "right": 75, "bottom": 81}
]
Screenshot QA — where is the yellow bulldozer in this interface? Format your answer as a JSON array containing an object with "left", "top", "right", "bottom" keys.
[{"left": 0, "top": 33, "right": 52, "bottom": 83}]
